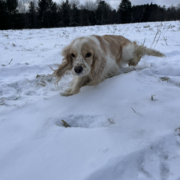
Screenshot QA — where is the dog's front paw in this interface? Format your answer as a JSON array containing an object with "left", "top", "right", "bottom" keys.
[
  {"left": 60, "top": 88, "right": 79, "bottom": 96},
  {"left": 60, "top": 92, "right": 72, "bottom": 96},
  {"left": 60, "top": 88, "right": 73, "bottom": 96}
]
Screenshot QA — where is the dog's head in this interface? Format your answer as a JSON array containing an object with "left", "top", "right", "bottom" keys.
[{"left": 61, "top": 37, "right": 106, "bottom": 82}]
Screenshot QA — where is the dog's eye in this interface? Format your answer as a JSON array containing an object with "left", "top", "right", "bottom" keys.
[
  {"left": 71, "top": 53, "right": 75, "bottom": 58},
  {"left": 85, "top": 53, "right": 92, "bottom": 58}
]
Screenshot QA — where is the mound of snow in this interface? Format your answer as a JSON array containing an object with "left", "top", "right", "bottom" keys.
[{"left": 0, "top": 21, "right": 180, "bottom": 180}]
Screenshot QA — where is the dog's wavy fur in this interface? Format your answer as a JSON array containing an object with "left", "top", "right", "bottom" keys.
[{"left": 53, "top": 35, "right": 165, "bottom": 96}]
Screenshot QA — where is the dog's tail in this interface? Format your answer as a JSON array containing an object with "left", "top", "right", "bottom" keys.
[{"left": 136, "top": 44, "right": 165, "bottom": 58}]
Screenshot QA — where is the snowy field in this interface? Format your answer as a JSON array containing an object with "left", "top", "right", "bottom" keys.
[{"left": 0, "top": 21, "right": 180, "bottom": 180}]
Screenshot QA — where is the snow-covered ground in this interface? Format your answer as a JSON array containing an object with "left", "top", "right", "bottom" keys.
[{"left": 0, "top": 21, "right": 180, "bottom": 180}]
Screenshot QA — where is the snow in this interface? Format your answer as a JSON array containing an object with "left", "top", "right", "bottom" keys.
[{"left": 0, "top": 21, "right": 180, "bottom": 180}]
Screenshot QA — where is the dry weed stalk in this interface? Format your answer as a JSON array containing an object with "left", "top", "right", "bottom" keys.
[
  {"left": 9, "top": 59, "right": 13, "bottom": 64},
  {"left": 151, "top": 29, "right": 161, "bottom": 48},
  {"left": 144, "top": 25, "right": 150, "bottom": 28},
  {"left": 151, "top": 94, "right": 156, "bottom": 101},
  {"left": 14, "top": 95, "right": 20, "bottom": 100},
  {"left": 61, "top": 120, "right": 70, "bottom": 128},
  {"left": 36, "top": 83, "right": 46, "bottom": 87},
  {"left": 108, "top": 119, "right": 115, "bottom": 124},
  {"left": 162, "top": 35, "right": 168, "bottom": 46},
  {"left": 154, "top": 32, "right": 161, "bottom": 48},
  {"left": 131, "top": 107, "right": 137, "bottom": 113},
  {"left": 142, "top": 38, "right": 146, "bottom": 46},
  {"left": 0, "top": 97, "right": 5, "bottom": 105}
]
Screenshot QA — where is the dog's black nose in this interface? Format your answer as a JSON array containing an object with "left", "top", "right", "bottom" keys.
[{"left": 74, "top": 66, "right": 83, "bottom": 74}]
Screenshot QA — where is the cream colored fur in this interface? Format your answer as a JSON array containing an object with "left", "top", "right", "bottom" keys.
[{"left": 53, "top": 35, "right": 165, "bottom": 96}]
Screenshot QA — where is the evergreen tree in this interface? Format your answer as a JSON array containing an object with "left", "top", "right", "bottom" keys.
[
  {"left": 28, "top": 1, "right": 38, "bottom": 28},
  {"left": 117, "top": 0, "right": 132, "bottom": 23},
  {"left": 95, "top": 1, "right": 111, "bottom": 25},
  {"left": 50, "top": 2, "right": 58, "bottom": 27},
  {"left": 79, "top": 8, "right": 90, "bottom": 26},
  {"left": 60, "top": 0, "right": 70, "bottom": 26},
  {"left": 0, "top": 0, "right": 8, "bottom": 29},
  {"left": 88, "top": 10, "right": 96, "bottom": 25},
  {"left": 138, "top": 4, "right": 150, "bottom": 22},
  {"left": 177, "top": 5, "right": 180, "bottom": 20},
  {"left": 6, "top": 0, "right": 18, "bottom": 14},
  {"left": 6, "top": 0, "right": 23, "bottom": 29},
  {"left": 69, "top": 3, "right": 79, "bottom": 26},
  {"left": 37, "top": 0, "right": 58, "bottom": 28}
]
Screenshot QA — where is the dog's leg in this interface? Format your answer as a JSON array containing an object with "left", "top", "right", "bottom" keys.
[
  {"left": 61, "top": 76, "right": 90, "bottom": 96},
  {"left": 106, "top": 64, "right": 120, "bottom": 78}
]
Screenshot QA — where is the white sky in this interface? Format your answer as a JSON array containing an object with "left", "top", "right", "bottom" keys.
[{"left": 77, "top": 0, "right": 180, "bottom": 9}]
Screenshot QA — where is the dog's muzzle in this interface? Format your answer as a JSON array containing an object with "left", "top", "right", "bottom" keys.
[{"left": 74, "top": 66, "right": 83, "bottom": 74}]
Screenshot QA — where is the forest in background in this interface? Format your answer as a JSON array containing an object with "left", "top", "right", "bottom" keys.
[{"left": 0, "top": 0, "right": 180, "bottom": 30}]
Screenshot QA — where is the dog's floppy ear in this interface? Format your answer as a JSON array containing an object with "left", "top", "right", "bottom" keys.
[
  {"left": 53, "top": 44, "right": 73, "bottom": 81},
  {"left": 61, "top": 44, "right": 72, "bottom": 59},
  {"left": 91, "top": 47, "right": 106, "bottom": 84}
]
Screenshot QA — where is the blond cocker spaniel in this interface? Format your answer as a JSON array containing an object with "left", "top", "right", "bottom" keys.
[{"left": 53, "top": 35, "right": 165, "bottom": 96}]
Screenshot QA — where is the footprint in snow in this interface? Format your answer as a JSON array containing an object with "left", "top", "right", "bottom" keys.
[{"left": 55, "top": 114, "right": 114, "bottom": 128}]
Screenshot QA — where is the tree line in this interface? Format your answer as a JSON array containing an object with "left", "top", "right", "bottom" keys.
[{"left": 0, "top": 0, "right": 180, "bottom": 30}]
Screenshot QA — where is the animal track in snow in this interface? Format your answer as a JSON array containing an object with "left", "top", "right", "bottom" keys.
[{"left": 55, "top": 114, "right": 114, "bottom": 128}]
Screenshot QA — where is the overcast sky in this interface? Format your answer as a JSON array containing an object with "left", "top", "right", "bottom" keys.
[{"left": 78, "top": 0, "right": 180, "bottom": 9}]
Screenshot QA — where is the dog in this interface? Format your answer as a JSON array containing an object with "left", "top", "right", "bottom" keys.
[{"left": 53, "top": 35, "right": 165, "bottom": 96}]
